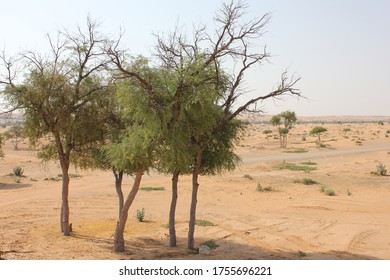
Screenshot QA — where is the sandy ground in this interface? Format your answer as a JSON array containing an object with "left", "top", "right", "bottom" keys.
[{"left": 1, "top": 119, "right": 390, "bottom": 260}]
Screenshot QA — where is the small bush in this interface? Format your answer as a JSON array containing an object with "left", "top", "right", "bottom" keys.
[
  {"left": 136, "top": 208, "right": 145, "bottom": 222},
  {"left": 202, "top": 240, "right": 219, "bottom": 249},
  {"left": 12, "top": 166, "right": 24, "bottom": 177},
  {"left": 298, "top": 250, "right": 307, "bottom": 257},
  {"left": 195, "top": 219, "right": 214, "bottom": 227},
  {"left": 15, "top": 178, "right": 21, "bottom": 183},
  {"left": 376, "top": 163, "right": 387, "bottom": 176},
  {"left": 243, "top": 174, "right": 254, "bottom": 180},
  {"left": 257, "top": 182, "right": 272, "bottom": 192},
  {"left": 347, "top": 189, "right": 352, "bottom": 196},
  {"left": 320, "top": 186, "right": 335, "bottom": 196},
  {"left": 294, "top": 178, "right": 317, "bottom": 185},
  {"left": 301, "top": 161, "right": 317, "bottom": 166}
]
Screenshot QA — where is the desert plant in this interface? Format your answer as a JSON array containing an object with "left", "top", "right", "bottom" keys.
[
  {"left": 284, "top": 148, "right": 308, "bottom": 153},
  {"left": 347, "top": 189, "right": 352, "bottom": 196},
  {"left": 320, "top": 186, "right": 335, "bottom": 196},
  {"left": 15, "top": 178, "right": 21, "bottom": 183},
  {"left": 243, "top": 174, "right": 254, "bottom": 180},
  {"left": 256, "top": 182, "right": 263, "bottom": 192},
  {"left": 202, "top": 240, "right": 219, "bottom": 249},
  {"left": 195, "top": 220, "right": 214, "bottom": 227},
  {"left": 12, "top": 166, "right": 24, "bottom": 177},
  {"left": 310, "top": 126, "right": 327, "bottom": 144},
  {"left": 136, "top": 208, "right": 145, "bottom": 222},
  {"left": 140, "top": 187, "right": 165, "bottom": 191},
  {"left": 294, "top": 178, "right": 317, "bottom": 185},
  {"left": 276, "top": 162, "right": 317, "bottom": 172},
  {"left": 301, "top": 161, "right": 317, "bottom": 166},
  {"left": 376, "top": 163, "right": 387, "bottom": 176}
]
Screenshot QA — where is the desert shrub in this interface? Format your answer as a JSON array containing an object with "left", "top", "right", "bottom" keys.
[
  {"left": 294, "top": 178, "right": 317, "bottom": 185},
  {"left": 140, "top": 187, "right": 165, "bottom": 191},
  {"left": 243, "top": 174, "right": 254, "bottom": 180},
  {"left": 256, "top": 182, "right": 272, "bottom": 192},
  {"left": 376, "top": 163, "right": 387, "bottom": 176},
  {"left": 320, "top": 186, "right": 335, "bottom": 196},
  {"left": 302, "top": 135, "right": 306, "bottom": 141},
  {"left": 378, "top": 121, "right": 384, "bottom": 125},
  {"left": 284, "top": 148, "right": 308, "bottom": 153},
  {"left": 15, "top": 178, "right": 21, "bottom": 183},
  {"left": 301, "top": 161, "right": 317, "bottom": 166},
  {"left": 202, "top": 240, "right": 219, "bottom": 249},
  {"left": 12, "top": 166, "right": 24, "bottom": 177},
  {"left": 195, "top": 219, "right": 214, "bottom": 227},
  {"left": 136, "top": 208, "right": 145, "bottom": 222},
  {"left": 263, "top": 129, "right": 273, "bottom": 135},
  {"left": 347, "top": 189, "right": 352, "bottom": 196},
  {"left": 276, "top": 162, "right": 316, "bottom": 172}
]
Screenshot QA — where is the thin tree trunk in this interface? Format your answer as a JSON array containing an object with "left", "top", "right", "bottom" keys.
[
  {"left": 114, "top": 170, "right": 143, "bottom": 253},
  {"left": 113, "top": 168, "right": 124, "bottom": 218},
  {"left": 60, "top": 167, "right": 71, "bottom": 236},
  {"left": 188, "top": 151, "right": 203, "bottom": 250},
  {"left": 169, "top": 172, "right": 179, "bottom": 247}
]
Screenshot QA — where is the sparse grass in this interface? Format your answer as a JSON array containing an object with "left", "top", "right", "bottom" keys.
[
  {"left": 293, "top": 178, "right": 318, "bottom": 185},
  {"left": 243, "top": 174, "right": 254, "bottom": 180},
  {"left": 301, "top": 161, "right": 317, "bottom": 166},
  {"left": 284, "top": 148, "right": 308, "bottom": 154},
  {"left": 276, "top": 162, "right": 317, "bottom": 172},
  {"left": 202, "top": 240, "right": 219, "bottom": 249},
  {"left": 320, "top": 186, "right": 335, "bottom": 196},
  {"left": 136, "top": 208, "right": 145, "bottom": 222},
  {"left": 195, "top": 219, "right": 215, "bottom": 227},
  {"left": 12, "top": 166, "right": 24, "bottom": 177},
  {"left": 57, "top": 173, "right": 81, "bottom": 178},
  {"left": 44, "top": 177, "right": 61, "bottom": 181},
  {"left": 30, "top": 178, "right": 38, "bottom": 182},
  {"left": 140, "top": 187, "right": 166, "bottom": 191}
]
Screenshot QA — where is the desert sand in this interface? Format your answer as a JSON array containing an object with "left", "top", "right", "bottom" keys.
[{"left": 1, "top": 118, "right": 390, "bottom": 260}]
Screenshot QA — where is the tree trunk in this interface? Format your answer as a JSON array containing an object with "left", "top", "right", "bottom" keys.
[
  {"left": 60, "top": 167, "right": 71, "bottom": 236},
  {"left": 114, "top": 170, "right": 143, "bottom": 253},
  {"left": 188, "top": 151, "right": 203, "bottom": 250},
  {"left": 169, "top": 172, "right": 179, "bottom": 247},
  {"left": 113, "top": 168, "right": 124, "bottom": 218}
]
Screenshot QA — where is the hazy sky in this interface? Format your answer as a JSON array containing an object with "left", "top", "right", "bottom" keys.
[{"left": 1, "top": 0, "right": 389, "bottom": 116}]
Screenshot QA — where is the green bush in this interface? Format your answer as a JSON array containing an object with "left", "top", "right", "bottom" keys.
[
  {"left": 195, "top": 220, "right": 214, "bottom": 227},
  {"left": 136, "top": 208, "right": 145, "bottom": 222},
  {"left": 320, "top": 186, "right": 335, "bottom": 196},
  {"left": 294, "top": 178, "right": 317, "bottom": 185},
  {"left": 376, "top": 163, "right": 387, "bottom": 176},
  {"left": 12, "top": 166, "right": 24, "bottom": 177},
  {"left": 243, "top": 174, "right": 254, "bottom": 180}
]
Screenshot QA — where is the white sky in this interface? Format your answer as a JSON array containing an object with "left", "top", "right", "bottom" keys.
[{"left": 1, "top": 0, "right": 389, "bottom": 116}]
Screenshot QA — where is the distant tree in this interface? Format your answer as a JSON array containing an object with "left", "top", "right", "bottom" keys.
[
  {"left": 310, "top": 126, "right": 327, "bottom": 144},
  {"left": 1, "top": 18, "right": 111, "bottom": 236},
  {"left": 271, "top": 111, "right": 297, "bottom": 148},
  {"left": 3, "top": 125, "right": 25, "bottom": 150}
]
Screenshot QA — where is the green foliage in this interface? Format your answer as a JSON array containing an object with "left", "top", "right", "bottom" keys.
[
  {"left": 136, "top": 208, "right": 145, "bottom": 222},
  {"left": 195, "top": 220, "right": 215, "bottom": 227},
  {"left": 15, "top": 178, "right": 21, "bottom": 184},
  {"left": 3, "top": 125, "right": 25, "bottom": 150},
  {"left": 301, "top": 161, "right": 317, "bottom": 166},
  {"left": 375, "top": 163, "right": 387, "bottom": 176},
  {"left": 276, "top": 162, "right": 317, "bottom": 172},
  {"left": 263, "top": 129, "right": 272, "bottom": 135},
  {"left": 12, "top": 166, "right": 24, "bottom": 177},
  {"left": 202, "top": 240, "right": 219, "bottom": 249},
  {"left": 284, "top": 148, "right": 308, "bottom": 153},
  {"left": 310, "top": 126, "right": 327, "bottom": 144},
  {"left": 140, "top": 187, "right": 165, "bottom": 191},
  {"left": 298, "top": 250, "right": 307, "bottom": 257},
  {"left": 293, "top": 178, "right": 318, "bottom": 185},
  {"left": 320, "top": 186, "right": 335, "bottom": 196}
]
